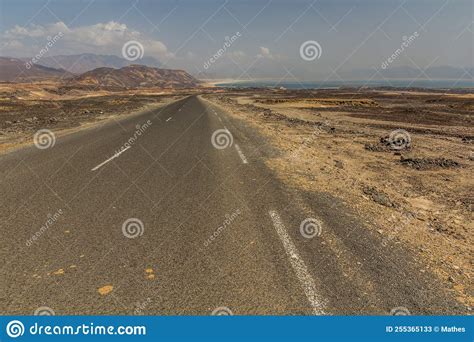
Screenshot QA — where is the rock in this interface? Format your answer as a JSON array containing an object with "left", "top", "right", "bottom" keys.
[
  {"left": 362, "top": 186, "right": 396, "bottom": 207},
  {"left": 400, "top": 156, "right": 460, "bottom": 170},
  {"left": 335, "top": 160, "right": 344, "bottom": 169}
]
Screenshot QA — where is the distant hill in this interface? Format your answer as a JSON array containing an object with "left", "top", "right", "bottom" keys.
[
  {"left": 23, "top": 53, "right": 162, "bottom": 74},
  {"left": 65, "top": 64, "right": 200, "bottom": 89},
  {"left": 0, "top": 57, "right": 71, "bottom": 82}
]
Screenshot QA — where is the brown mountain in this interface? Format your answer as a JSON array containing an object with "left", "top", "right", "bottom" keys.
[
  {"left": 0, "top": 57, "right": 71, "bottom": 82},
  {"left": 67, "top": 64, "right": 200, "bottom": 89},
  {"left": 25, "top": 53, "right": 162, "bottom": 74}
]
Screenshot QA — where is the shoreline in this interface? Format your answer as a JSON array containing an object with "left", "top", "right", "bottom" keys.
[{"left": 204, "top": 79, "right": 474, "bottom": 91}]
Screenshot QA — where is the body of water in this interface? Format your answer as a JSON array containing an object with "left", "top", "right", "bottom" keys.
[{"left": 216, "top": 79, "right": 474, "bottom": 90}]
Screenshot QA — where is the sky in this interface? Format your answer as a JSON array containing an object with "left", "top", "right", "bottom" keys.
[{"left": 0, "top": 0, "right": 472, "bottom": 80}]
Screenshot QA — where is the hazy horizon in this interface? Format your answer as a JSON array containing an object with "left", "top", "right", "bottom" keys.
[{"left": 0, "top": 0, "right": 472, "bottom": 81}]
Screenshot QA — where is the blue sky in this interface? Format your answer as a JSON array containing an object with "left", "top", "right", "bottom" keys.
[{"left": 0, "top": 0, "right": 472, "bottom": 79}]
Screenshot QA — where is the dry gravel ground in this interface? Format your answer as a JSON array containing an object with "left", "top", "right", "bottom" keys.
[
  {"left": 0, "top": 82, "right": 193, "bottom": 153},
  {"left": 203, "top": 89, "right": 473, "bottom": 309},
  {"left": 0, "top": 84, "right": 472, "bottom": 312}
]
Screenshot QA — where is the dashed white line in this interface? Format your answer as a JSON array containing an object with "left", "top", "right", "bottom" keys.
[
  {"left": 234, "top": 144, "right": 248, "bottom": 164},
  {"left": 91, "top": 146, "right": 131, "bottom": 171},
  {"left": 166, "top": 117, "right": 172, "bottom": 122},
  {"left": 268, "top": 210, "right": 326, "bottom": 315}
]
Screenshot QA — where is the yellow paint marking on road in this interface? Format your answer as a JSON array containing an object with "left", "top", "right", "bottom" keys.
[
  {"left": 98, "top": 285, "right": 113, "bottom": 295},
  {"left": 52, "top": 269, "right": 64, "bottom": 275},
  {"left": 145, "top": 268, "right": 155, "bottom": 280}
]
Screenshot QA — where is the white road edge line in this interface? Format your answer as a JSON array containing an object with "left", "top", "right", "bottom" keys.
[
  {"left": 166, "top": 117, "right": 172, "bottom": 122},
  {"left": 269, "top": 210, "right": 326, "bottom": 315},
  {"left": 91, "top": 146, "right": 131, "bottom": 171},
  {"left": 234, "top": 144, "right": 248, "bottom": 164}
]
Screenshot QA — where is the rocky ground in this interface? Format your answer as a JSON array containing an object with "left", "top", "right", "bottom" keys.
[
  {"left": 1, "top": 83, "right": 472, "bottom": 310},
  {"left": 0, "top": 82, "right": 194, "bottom": 153},
  {"left": 203, "top": 88, "right": 473, "bottom": 310}
]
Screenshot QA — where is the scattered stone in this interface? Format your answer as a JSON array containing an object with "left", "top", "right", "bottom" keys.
[
  {"left": 365, "top": 134, "right": 412, "bottom": 152},
  {"left": 400, "top": 157, "right": 460, "bottom": 170},
  {"left": 362, "top": 186, "right": 396, "bottom": 207},
  {"left": 364, "top": 143, "right": 385, "bottom": 152}
]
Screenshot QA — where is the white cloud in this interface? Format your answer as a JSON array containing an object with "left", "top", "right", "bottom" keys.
[
  {"left": 1, "top": 21, "right": 170, "bottom": 59},
  {"left": 257, "top": 46, "right": 273, "bottom": 59}
]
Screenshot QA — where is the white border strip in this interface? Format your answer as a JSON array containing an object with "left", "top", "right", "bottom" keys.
[
  {"left": 234, "top": 144, "right": 248, "bottom": 164},
  {"left": 269, "top": 210, "right": 326, "bottom": 315},
  {"left": 91, "top": 146, "right": 131, "bottom": 171}
]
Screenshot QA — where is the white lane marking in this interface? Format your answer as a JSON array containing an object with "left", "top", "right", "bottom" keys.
[
  {"left": 91, "top": 146, "right": 131, "bottom": 171},
  {"left": 166, "top": 117, "right": 172, "bottom": 122},
  {"left": 234, "top": 144, "right": 248, "bottom": 164},
  {"left": 268, "top": 210, "right": 326, "bottom": 315}
]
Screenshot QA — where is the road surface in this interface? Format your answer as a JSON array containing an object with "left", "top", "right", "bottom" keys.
[{"left": 0, "top": 96, "right": 465, "bottom": 315}]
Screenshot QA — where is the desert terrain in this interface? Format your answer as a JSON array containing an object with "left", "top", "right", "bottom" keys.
[
  {"left": 203, "top": 88, "right": 473, "bottom": 309},
  {"left": 0, "top": 80, "right": 472, "bottom": 313}
]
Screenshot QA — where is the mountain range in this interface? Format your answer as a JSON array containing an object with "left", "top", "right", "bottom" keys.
[
  {"left": 66, "top": 64, "right": 199, "bottom": 89},
  {"left": 23, "top": 53, "right": 162, "bottom": 74},
  {"left": 0, "top": 55, "right": 199, "bottom": 89},
  {"left": 0, "top": 57, "right": 71, "bottom": 82}
]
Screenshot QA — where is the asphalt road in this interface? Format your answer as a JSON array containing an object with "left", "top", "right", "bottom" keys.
[{"left": 0, "top": 95, "right": 465, "bottom": 315}]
